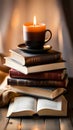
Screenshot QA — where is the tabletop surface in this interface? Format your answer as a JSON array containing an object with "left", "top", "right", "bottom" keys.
[{"left": 0, "top": 107, "right": 73, "bottom": 130}]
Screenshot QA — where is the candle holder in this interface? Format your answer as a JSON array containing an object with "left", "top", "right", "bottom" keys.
[
  {"left": 23, "top": 22, "right": 52, "bottom": 50},
  {"left": 18, "top": 43, "right": 52, "bottom": 54},
  {"left": 18, "top": 17, "right": 52, "bottom": 53}
]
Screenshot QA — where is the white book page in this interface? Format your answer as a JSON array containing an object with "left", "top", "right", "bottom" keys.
[
  {"left": 14, "top": 96, "right": 36, "bottom": 111},
  {"left": 10, "top": 96, "right": 37, "bottom": 113},
  {"left": 37, "top": 99, "right": 62, "bottom": 112}
]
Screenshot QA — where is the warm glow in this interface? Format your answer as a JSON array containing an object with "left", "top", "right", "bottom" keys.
[
  {"left": 11, "top": 8, "right": 20, "bottom": 28},
  {"left": 0, "top": 32, "right": 3, "bottom": 53},
  {"left": 17, "top": 124, "right": 22, "bottom": 130},
  {"left": 33, "top": 16, "right": 37, "bottom": 26},
  {"left": 0, "top": 32, "right": 1, "bottom": 45}
]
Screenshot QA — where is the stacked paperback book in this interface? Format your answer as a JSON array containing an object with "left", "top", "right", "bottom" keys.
[{"left": 4, "top": 45, "right": 68, "bottom": 117}]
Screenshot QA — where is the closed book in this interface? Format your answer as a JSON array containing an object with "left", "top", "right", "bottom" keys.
[
  {"left": 4, "top": 57, "right": 66, "bottom": 74},
  {"left": 7, "top": 76, "right": 68, "bottom": 88},
  {"left": 9, "top": 49, "right": 61, "bottom": 66},
  {"left": 10, "top": 85, "right": 66, "bottom": 100},
  {"left": 9, "top": 68, "right": 67, "bottom": 80},
  {"left": 6, "top": 95, "right": 67, "bottom": 117}
]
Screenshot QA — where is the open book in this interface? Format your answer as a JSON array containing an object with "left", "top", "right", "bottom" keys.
[{"left": 7, "top": 95, "right": 67, "bottom": 117}]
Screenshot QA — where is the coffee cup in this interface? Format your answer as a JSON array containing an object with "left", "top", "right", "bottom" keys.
[{"left": 23, "top": 22, "right": 52, "bottom": 49}]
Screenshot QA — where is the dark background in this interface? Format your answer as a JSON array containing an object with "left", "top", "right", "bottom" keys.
[{"left": 61, "top": 0, "right": 73, "bottom": 45}]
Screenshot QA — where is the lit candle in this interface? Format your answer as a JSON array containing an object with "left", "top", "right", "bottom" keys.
[
  {"left": 23, "top": 16, "right": 46, "bottom": 32},
  {"left": 33, "top": 16, "right": 36, "bottom": 26},
  {"left": 23, "top": 16, "right": 52, "bottom": 49}
]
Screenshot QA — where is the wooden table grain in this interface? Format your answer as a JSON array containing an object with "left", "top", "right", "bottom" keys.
[{"left": 0, "top": 108, "right": 73, "bottom": 130}]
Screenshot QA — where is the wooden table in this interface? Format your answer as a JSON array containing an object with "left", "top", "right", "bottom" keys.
[{"left": 0, "top": 107, "right": 73, "bottom": 130}]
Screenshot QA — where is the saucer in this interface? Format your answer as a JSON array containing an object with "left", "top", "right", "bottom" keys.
[{"left": 17, "top": 43, "right": 52, "bottom": 54}]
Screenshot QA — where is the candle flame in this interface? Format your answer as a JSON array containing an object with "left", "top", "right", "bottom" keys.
[{"left": 33, "top": 16, "right": 36, "bottom": 26}]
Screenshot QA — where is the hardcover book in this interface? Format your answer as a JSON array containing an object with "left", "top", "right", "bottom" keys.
[
  {"left": 9, "top": 68, "right": 67, "bottom": 80},
  {"left": 7, "top": 76, "right": 68, "bottom": 88},
  {"left": 6, "top": 95, "right": 67, "bottom": 117},
  {"left": 4, "top": 57, "right": 66, "bottom": 74},
  {"left": 9, "top": 49, "right": 62, "bottom": 66},
  {"left": 10, "top": 85, "right": 66, "bottom": 100}
]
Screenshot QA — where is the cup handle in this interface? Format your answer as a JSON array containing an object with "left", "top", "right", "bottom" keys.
[{"left": 45, "top": 29, "right": 52, "bottom": 43}]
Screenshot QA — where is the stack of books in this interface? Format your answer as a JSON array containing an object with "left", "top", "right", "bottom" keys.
[{"left": 4, "top": 47, "right": 68, "bottom": 117}]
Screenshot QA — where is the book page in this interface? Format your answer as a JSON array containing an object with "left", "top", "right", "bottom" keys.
[
  {"left": 13, "top": 96, "right": 37, "bottom": 111},
  {"left": 37, "top": 98, "right": 62, "bottom": 112},
  {"left": 7, "top": 96, "right": 37, "bottom": 117}
]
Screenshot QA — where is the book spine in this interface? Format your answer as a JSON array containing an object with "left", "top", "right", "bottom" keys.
[
  {"left": 25, "top": 53, "right": 61, "bottom": 66},
  {"left": 7, "top": 78, "right": 68, "bottom": 88},
  {"left": 9, "top": 69, "right": 66, "bottom": 80}
]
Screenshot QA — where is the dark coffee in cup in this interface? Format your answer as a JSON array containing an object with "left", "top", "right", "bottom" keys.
[{"left": 23, "top": 23, "right": 52, "bottom": 49}]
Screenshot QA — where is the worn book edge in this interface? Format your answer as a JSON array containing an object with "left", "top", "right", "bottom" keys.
[
  {"left": 10, "top": 85, "right": 66, "bottom": 100},
  {"left": 4, "top": 57, "right": 66, "bottom": 74}
]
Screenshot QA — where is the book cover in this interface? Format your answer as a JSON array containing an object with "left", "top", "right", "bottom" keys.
[
  {"left": 9, "top": 68, "right": 67, "bottom": 80},
  {"left": 10, "top": 85, "right": 66, "bottom": 100},
  {"left": 4, "top": 57, "right": 66, "bottom": 74},
  {"left": 6, "top": 95, "right": 67, "bottom": 117},
  {"left": 7, "top": 76, "right": 68, "bottom": 88},
  {"left": 9, "top": 49, "right": 62, "bottom": 66}
]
